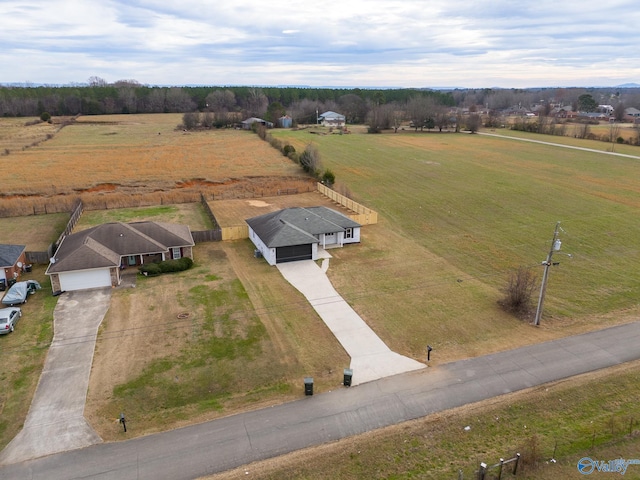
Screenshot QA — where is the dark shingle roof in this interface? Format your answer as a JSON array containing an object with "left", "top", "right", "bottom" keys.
[
  {"left": 246, "top": 207, "right": 360, "bottom": 248},
  {"left": 46, "top": 222, "right": 194, "bottom": 274},
  {"left": 0, "top": 244, "right": 26, "bottom": 268}
]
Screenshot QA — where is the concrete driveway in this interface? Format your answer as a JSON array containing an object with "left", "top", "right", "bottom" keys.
[
  {"left": 277, "top": 260, "right": 425, "bottom": 385},
  {"left": 0, "top": 289, "right": 111, "bottom": 465}
]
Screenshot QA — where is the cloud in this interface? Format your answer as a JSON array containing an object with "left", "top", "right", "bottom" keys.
[{"left": 1, "top": 0, "right": 639, "bottom": 87}]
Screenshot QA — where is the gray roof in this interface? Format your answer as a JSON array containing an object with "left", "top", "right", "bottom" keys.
[
  {"left": 46, "top": 222, "right": 194, "bottom": 274},
  {"left": 319, "top": 111, "right": 345, "bottom": 120},
  {"left": 0, "top": 244, "right": 26, "bottom": 268},
  {"left": 246, "top": 207, "right": 360, "bottom": 248}
]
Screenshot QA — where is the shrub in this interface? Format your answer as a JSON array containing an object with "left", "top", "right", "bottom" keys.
[
  {"left": 139, "top": 257, "right": 193, "bottom": 276},
  {"left": 321, "top": 169, "right": 335, "bottom": 187},
  {"left": 139, "top": 263, "right": 161, "bottom": 276},
  {"left": 283, "top": 144, "right": 296, "bottom": 156},
  {"left": 498, "top": 266, "right": 537, "bottom": 320},
  {"left": 40, "top": 112, "right": 51, "bottom": 122}
]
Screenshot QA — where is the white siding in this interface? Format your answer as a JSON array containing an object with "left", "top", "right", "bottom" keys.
[
  {"left": 248, "top": 227, "right": 277, "bottom": 266},
  {"left": 59, "top": 269, "right": 112, "bottom": 291}
]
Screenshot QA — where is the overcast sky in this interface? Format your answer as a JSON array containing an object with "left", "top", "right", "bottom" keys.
[{"left": 2, "top": 0, "right": 639, "bottom": 88}]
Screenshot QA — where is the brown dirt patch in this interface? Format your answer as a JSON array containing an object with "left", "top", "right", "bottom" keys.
[{"left": 210, "top": 191, "right": 357, "bottom": 227}]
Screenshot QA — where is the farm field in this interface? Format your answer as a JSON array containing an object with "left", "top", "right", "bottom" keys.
[
  {"left": 483, "top": 125, "right": 640, "bottom": 155},
  {"left": 0, "top": 114, "right": 311, "bottom": 216}
]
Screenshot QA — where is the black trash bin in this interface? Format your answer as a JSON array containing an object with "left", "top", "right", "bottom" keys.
[
  {"left": 0, "top": 279, "right": 6, "bottom": 291},
  {"left": 8, "top": 278, "right": 17, "bottom": 287},
  {"left": 343, "top": 368, "right": 353, "bottom": 387},
  {"left": 304, "top": 377, "right": 314, "bottom": 396},
  {"left": 25, "top": 264, "right": 32, "bottom": 273}
]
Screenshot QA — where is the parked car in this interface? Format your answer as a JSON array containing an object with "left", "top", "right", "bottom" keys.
[
  {"left": 0, "top": 307, "right": 22, "bottom": 334},
  {"left": 1, "top": 280, "right": 41, "bottom": 306}
]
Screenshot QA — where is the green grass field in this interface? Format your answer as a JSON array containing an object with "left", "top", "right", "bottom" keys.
[{"left": 274, "top": 130, "right": 640, "bottom": 328}]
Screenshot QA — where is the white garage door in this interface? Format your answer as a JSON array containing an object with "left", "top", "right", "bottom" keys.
[{"left": 59, "top": 269, "right": 112, "bottom": 291}]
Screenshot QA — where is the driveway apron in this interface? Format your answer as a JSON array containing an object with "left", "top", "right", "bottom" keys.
[
  {"left": 0, "top": 289, "right": 111, "bottom": 465},
  {"left": 277, "top": 260, "right": 425, "bottom": 385}
]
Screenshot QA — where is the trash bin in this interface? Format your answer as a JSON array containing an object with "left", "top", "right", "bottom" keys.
[
  {"left": 0, "top": 279, "right": 6, "bottom": 291},
  {"left": 8, "top": 278, "right": 17, "bottom": 287},
  {"left": 343, "top": 368, "right": 353, "bottom": 387},
  {"left": 304, "top": 377, "right": 314, "bottom": 396},
  {"left": 25, "top": 264, "right": 32, "bottom": 273}
]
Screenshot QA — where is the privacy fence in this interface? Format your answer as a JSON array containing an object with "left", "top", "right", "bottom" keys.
[{"left": 17, "top": 184, "right": 379, "bottom": 263}]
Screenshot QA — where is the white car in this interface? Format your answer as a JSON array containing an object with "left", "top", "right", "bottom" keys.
[{"left": 0, "top": 307, "right": 22, "bottom": 334}]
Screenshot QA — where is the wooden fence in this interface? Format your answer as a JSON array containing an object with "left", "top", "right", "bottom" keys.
[
  {"left": 53, "top": 199, "right": 84, "bottom": 251},
  {"left": 317, "top": 183, "right": 378, "bottom": 225},
  {"left": 191, "top": 229, "right": 222, "bottom": 242},
  {"left": 222, "top": 225, "right": 249, "bottom": 241}
]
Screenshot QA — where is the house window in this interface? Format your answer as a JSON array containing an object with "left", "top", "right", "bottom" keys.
[
  {"left": 172, "top": 247, "right": 182, "bottom": 259},
  {"left": 345, "top": 228, "right": 353, "bottom": 239}
]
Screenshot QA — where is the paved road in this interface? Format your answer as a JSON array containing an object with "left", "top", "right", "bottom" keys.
[
  {"left": 277, "top": 260, "right": 425, "bottom": 385},
  {"left": 478, "top": 131, "right": 640, "bottom": 160},
  {"left": 1, "top": 320, "right": 639, "bottom": 480},
  {"left": 0, "top": 289, "right": 111, "bottom": 466}
]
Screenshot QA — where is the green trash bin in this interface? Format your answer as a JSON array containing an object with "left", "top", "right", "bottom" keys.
[
  {"left": 343, "top": 368, "right": 353, "bottom": 387},
  {"left": 304, "top": 377, "right": 314, "bottom": 396}
]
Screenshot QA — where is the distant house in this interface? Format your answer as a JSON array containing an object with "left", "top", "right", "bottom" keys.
[
  {"left": 578, "top": 112, "right": 608, "bottom": 120},
  {"left": 625, "top": 107, "right": 640, "bottom": 118},
  {"left": 46, "top": 222, "right": 194, "bottom": 292},
  {"left": 0, "top": 244, "right": 27, "bottom": 287},
  {"left": 318, "top": 111, "right": 346, "bottom": 127},
  {"left": 241, "top": 117, "right": 274, "bottom": 129},
  {"left": 246, "top": 207, "right": 361, "bottom": 265}
]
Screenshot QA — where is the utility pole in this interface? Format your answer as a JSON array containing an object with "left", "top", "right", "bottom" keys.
[{"left": 534, "top": 221, "right": 561, "bottom": 326}]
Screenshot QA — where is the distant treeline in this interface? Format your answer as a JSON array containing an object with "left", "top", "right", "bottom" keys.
[
  {"left": 2, "top": 81, "right": 639, "bottom": 128},
  {"left": 0, "top": 82, "right": 452, "bottom": 120}
]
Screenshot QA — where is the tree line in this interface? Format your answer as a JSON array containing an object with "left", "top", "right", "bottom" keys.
[{"left": 2, "top": 78, "right": 639, "bottom": 130}]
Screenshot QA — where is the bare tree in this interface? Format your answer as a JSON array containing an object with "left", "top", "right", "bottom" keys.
[
  {"left": 299, "top": 144, "right": 322, "bottom": 176},
  {"left": 407, "top": 96, "right": 437, "bottom": 131},
  {"left": 165, "top": 87, "right": 196, "bottom": 113},
  {"left": 499, "top": 267, "right": 538, "bottom": 320},
  {"left": 338, "top": 93, "right": 367, "bottom": 123},
  {"left": 87, "top": 76, "right": 108, "bottom": 87},
  {"left": 466, "top": 114, "right": 482, "bottom": 133},
  {"left": 206, "top": 89, "right": 236, "bottom": 112},
  {"left": 243, "top": 88, "right": 268, "bottom": 118},
  {"left": 147, "top": 89, "right": 166, "bottom": 113}
]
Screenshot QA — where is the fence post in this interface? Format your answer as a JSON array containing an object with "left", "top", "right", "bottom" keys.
[
  {"left": 477, "top": 463, "right": 486, "bottom": 480},
  {"left": 513, "top": 453, "right": 520, "bottom": 475}
]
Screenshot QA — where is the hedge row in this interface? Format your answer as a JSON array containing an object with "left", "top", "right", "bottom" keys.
[{"left": 139, "top": 257, "right": 194, "bottom": 276}]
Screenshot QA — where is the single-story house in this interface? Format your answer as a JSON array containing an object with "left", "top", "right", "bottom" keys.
[
  {"left": 625, "top": 107, "right": 640, "bottom": 118},
  {"left": 241, "top": 117, "right": 274, "bottom": 129},
  {"left": 0, "top": 244, "right": 27, "bottom": 287},
  {"left": 318, "top": 111, "right": 346, "bottom": 127},
  {"left": 246, "top": 206, "right": 361, "bottom": 265},
  {"left": 46, "top": 222, "right": 195, "bottom": 292}
]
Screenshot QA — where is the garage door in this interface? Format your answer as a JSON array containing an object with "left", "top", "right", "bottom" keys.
[
  {"left": 276, "top": 244, "right": 312, "bottom": 263},
  {"left": 59, "top": 269, "right": 112, "bottom": 291}
]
